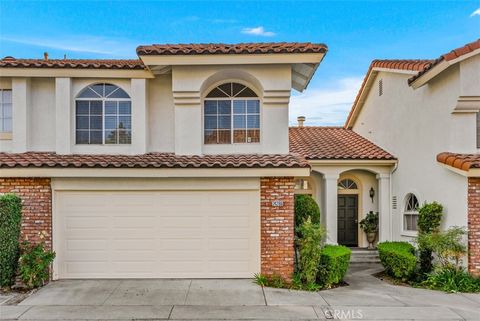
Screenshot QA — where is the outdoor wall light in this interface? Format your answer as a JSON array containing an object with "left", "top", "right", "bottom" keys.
[{"left": 369, "top": 187, "right": 375, "bottom": 203}]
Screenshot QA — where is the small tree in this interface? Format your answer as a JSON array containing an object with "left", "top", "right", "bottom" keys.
[
  {"left": 0, "top": 194, "right": 22, "bottom": 287},
  {"left": 417, "top": 202, "right": 443, "bottom": 275},
  {"left": 294, "top": 195, "right": 320, "bottom": 237},
  {"left": 298, "top": 218, "right": 325, "bottom": 285},
  {"left": 418, "top": 226, "right": 467, "bottom": 270}
]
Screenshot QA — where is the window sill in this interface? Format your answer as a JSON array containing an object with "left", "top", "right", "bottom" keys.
[
  {"left": 0, "top": 132, "right": 12, "bottom": 140},
  {"left": 401, "top": 231, "right": 418, "bottom": 237}
]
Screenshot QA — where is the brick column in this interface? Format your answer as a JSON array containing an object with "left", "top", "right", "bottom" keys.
[
  {"left": 260, "top": 177, "right": 295, "bottom": 281},
  {"left": 468, "top": 178, "right": 480, "bottom": 276},
  {"left": 0, "top": 178, "right": 52, "bottom": 250}
]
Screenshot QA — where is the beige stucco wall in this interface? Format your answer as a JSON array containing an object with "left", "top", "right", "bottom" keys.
[
  {"left": 353, "top": 61, "right": 474, "bottom": 241},
  {"left": 0, "top": 64, "right": 292, "bottom": 155}
]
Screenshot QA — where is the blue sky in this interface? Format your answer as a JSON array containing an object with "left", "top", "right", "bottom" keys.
[{"left": 1, "top": 1, "right": 479, "bottom": 125}]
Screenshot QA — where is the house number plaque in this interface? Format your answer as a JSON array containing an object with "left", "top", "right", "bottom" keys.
[{"left": 271, "top": 200, "right": 284, "bottom": 207}]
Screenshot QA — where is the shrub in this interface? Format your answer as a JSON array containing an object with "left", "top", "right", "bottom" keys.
[
  {"left": 418, "top": 202, "right": 443, "bottom": 234},
  {"left": 418, "top": 226, "right": 467, "bottom": 269},
  {"left": 297, "top": 218, "right": 325, "bottom": 285},
  {"left": 417, "top": 202, "right": 443, "bottom": 275},
  {"left": 253, "top": 273, "right": 287, "bottom": 289},
  {"left": 422, "top": 266, "right": 480, "bottom": 293},
  {"left": 377, "top": 241, "right": 416, "bottom": 281},
  {"left": 317, "top": 245, "right": 351, "bottom": 287},
  {"left": 0, "top": 194, "right": 23, "bottom": 287},
  {"left": 359, "top": 211, "right": 379, "bottom": 233},
  {"left": 19, "top": 241, "right": 55, "bottom": 289},
  {"left": 294, "top": 195, "right": 320, "bottom": 236}
]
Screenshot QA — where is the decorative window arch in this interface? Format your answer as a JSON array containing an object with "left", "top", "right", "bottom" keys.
[
  {"left": 338, "top": 178, "right": 358, "bottom": 190},
  {"left": 75, "top": 83, "right": 131, "bottom": 145},
  {"left": 204, "top": 82, "right": 260, "bottom": 144},
  {"left": 404, "top": 193, "right": 420, "bottom": 231}
]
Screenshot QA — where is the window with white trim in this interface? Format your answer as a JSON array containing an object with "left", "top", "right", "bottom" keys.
[
  {"left": 75, "top": 83, "right": 131, "bottom": 144},
  {"left": 338, "top": 178, "right": 358, "bottom": 190},
  {"left": 204, "top": 82, "right": 260, "bottom": 144},
  {"left": 0, "top": 90, "right": 12, "bottom": 133},
  {"left": 404, "top": 193, "right": 419, "bottom": 231}
]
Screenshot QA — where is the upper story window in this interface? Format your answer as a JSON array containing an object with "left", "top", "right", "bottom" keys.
[
  {"left": 0, "top": 89, "right": 12, "bottom": 133},
  {"left": 338, "top": 178, "right": 358, "bottom": 190},
  {"left": 204, "top": 82, "right": 260, "bottom": 144},
  {"left": 404, "top": 193, "right": 419, "bottom": 231},
  {"left": 75, "top": 83, "right": 131, "bottom": 145}
]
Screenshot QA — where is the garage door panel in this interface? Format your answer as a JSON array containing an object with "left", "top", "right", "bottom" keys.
[
  {"left": 66, "top": 239, "right": 108, "bottom": 251},
  {"left": 56, "top": 189, "right": 260, "bottom": 278}
]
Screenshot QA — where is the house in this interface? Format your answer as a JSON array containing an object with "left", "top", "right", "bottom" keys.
[
  {"left": 345, "top": 39, "right": 480, "bottom": 275},
  {"left": 0, "top": 42, "right": 342, "bottom": 281},
  {"left": 0, "top": 39, "right": 478, "bottom": 281}
]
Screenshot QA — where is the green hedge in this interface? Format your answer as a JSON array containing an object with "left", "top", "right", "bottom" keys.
[
  {"left": 377, "top": 241, "right": 416, "bottom": 281},
  {"left": 317, "top": 245, "right": 351, "bottom": 287},
  {"left": 0, "top": 194, "right": 23, "bottom": 287}
]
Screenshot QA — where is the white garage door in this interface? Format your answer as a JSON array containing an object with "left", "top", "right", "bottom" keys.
[{"left": 55, "top": 190, "right": 260, "bottom": 279}]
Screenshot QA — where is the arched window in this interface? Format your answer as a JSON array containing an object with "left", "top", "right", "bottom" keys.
[
  {"left": 404, "top": 193, "right": 420, "bottom": 231},
  {"left": 75, "top": 83, "right": 131, "bottom": 145},
  {"left": 338, "top": 178, "right": 358, "bottom": 190},
  {"left": 204, "top": 82, "right": 260, "bottom": 144}
]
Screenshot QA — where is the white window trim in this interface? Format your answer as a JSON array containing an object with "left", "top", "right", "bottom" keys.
[
  {"left": 402, "top": 193, "right": 420, "bottom": 236},
  {"left": 203, "top": 96, "right": 261, "bottom": 145},
  {"left": 0, "top": 89, "right": 12, "bottom": 134},
  {"left": 75, "top": 84, "right": 131, "bottom": 145}
]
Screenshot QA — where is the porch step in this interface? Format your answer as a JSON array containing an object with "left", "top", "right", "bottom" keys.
[{"left": 350, "top": 249, "right": 380, "bottom": 263}]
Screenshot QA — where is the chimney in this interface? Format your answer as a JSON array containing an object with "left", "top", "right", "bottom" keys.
[
  {"left": 297, "top": 116, "right": 306, "bottom": 127},
  {"left": 64, "top": 54, "right": 67, "bottom": 60},
  {"left": 44, "top": 52, "right": 49, "bottom": 61}
]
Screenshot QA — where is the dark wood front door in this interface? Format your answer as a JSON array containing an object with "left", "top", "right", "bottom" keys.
[{"left": 337, "top": 195, "right": 358, "bottom": 246}]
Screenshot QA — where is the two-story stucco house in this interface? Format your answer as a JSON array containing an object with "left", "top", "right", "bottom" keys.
[
  {"left": 345, "top": 39, "right": 480, "bottom": 275},
  {"left": 0, "top": 40, "right": 478, "bottom": 281}
]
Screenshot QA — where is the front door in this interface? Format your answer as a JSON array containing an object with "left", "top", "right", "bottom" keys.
[{"left": 337, "top": 195, "right": 358, "bottom": 247}]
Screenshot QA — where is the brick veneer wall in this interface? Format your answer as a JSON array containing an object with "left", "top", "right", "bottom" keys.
[
  {"left": 468, "top": 178, "right": 480, "bottom": 276},
  {"left": 260, "top": 177, "right": 295, "bottom": 281},
  {"left": 0, "top": 178, "right": 52, "bottom": 250}
]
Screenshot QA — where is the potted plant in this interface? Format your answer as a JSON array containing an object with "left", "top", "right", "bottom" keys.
[{"left": 359, "top": 211, "right": 379, "bottom": 249}]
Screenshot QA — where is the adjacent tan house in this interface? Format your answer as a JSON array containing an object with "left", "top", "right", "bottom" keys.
[
  {"left": 0, "top": 40, "right": 478, "bottom": 280},
  {"left": 346, "top": 39, "right": 480, "bottom": 275}
]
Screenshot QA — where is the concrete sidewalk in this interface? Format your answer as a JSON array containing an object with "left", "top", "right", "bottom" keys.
[{"left": 1, "top": 263, "right": 479, "bottom": 320}]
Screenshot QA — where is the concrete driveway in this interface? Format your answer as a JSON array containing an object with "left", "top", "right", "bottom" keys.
[{"left": 1, "top": 263, "right": 479, "bottom": 320}]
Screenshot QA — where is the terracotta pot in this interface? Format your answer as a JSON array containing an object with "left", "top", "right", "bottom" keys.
[{"left": 366, "top": 232, "right": 377, "bottom": 249}]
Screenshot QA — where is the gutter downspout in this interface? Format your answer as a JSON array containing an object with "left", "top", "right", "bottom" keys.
[{"left": 389, "top": 160, "right": 399, "bottom": 240}]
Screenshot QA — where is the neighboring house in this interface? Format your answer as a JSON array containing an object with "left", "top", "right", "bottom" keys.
[{"left": 345, "top": 39, "right": 480, "bottom": 275}]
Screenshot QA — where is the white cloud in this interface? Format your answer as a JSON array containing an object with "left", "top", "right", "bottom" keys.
[
  {"left": 289, "top": 77, "right": 363, "bottom": 126},
  {"left": 471, "top": 8, "right": 480, "bottom": 16},
  {"left": 1, "top": 35, "right": 138, "bottom": 57},
  {"left": 241, "top": 26, "right": 276, "bottom": 37}
]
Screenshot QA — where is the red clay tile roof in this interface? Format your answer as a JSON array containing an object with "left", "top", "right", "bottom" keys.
[
  {"left": 0, "top": 152, "right": 308, "bottom": 169},
  {"left": 289, "top": 127, "right": 395, "bottom": 160},
  {"left": 437, "top": 152, "right": 480, "bottom": 171},
  {"left": 0, "top": 58, "right": 145, "bottom": 70},
  {"left": 408, "top": 39, "right": 480, "bottom": 84},
  {"left": 344, "top": 59, "right": 433, "bottom": 128},
  {"left": 137, "top": 42, "right": 327, "bottom": 55}
]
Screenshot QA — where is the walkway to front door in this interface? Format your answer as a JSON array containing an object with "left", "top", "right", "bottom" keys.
[{"left": 338, "top": 195, "right": 358, "bottom": 246}]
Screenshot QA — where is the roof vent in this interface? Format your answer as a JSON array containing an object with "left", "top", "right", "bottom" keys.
[
  {"left": 2, "top": 56, "right": 16, "bottom": 61},
  {"left": 44, "top": 52, "right": 49, "bottom": 61},
  {"left": 297, "top": 116, "right": 306, "bottom": 127}
]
